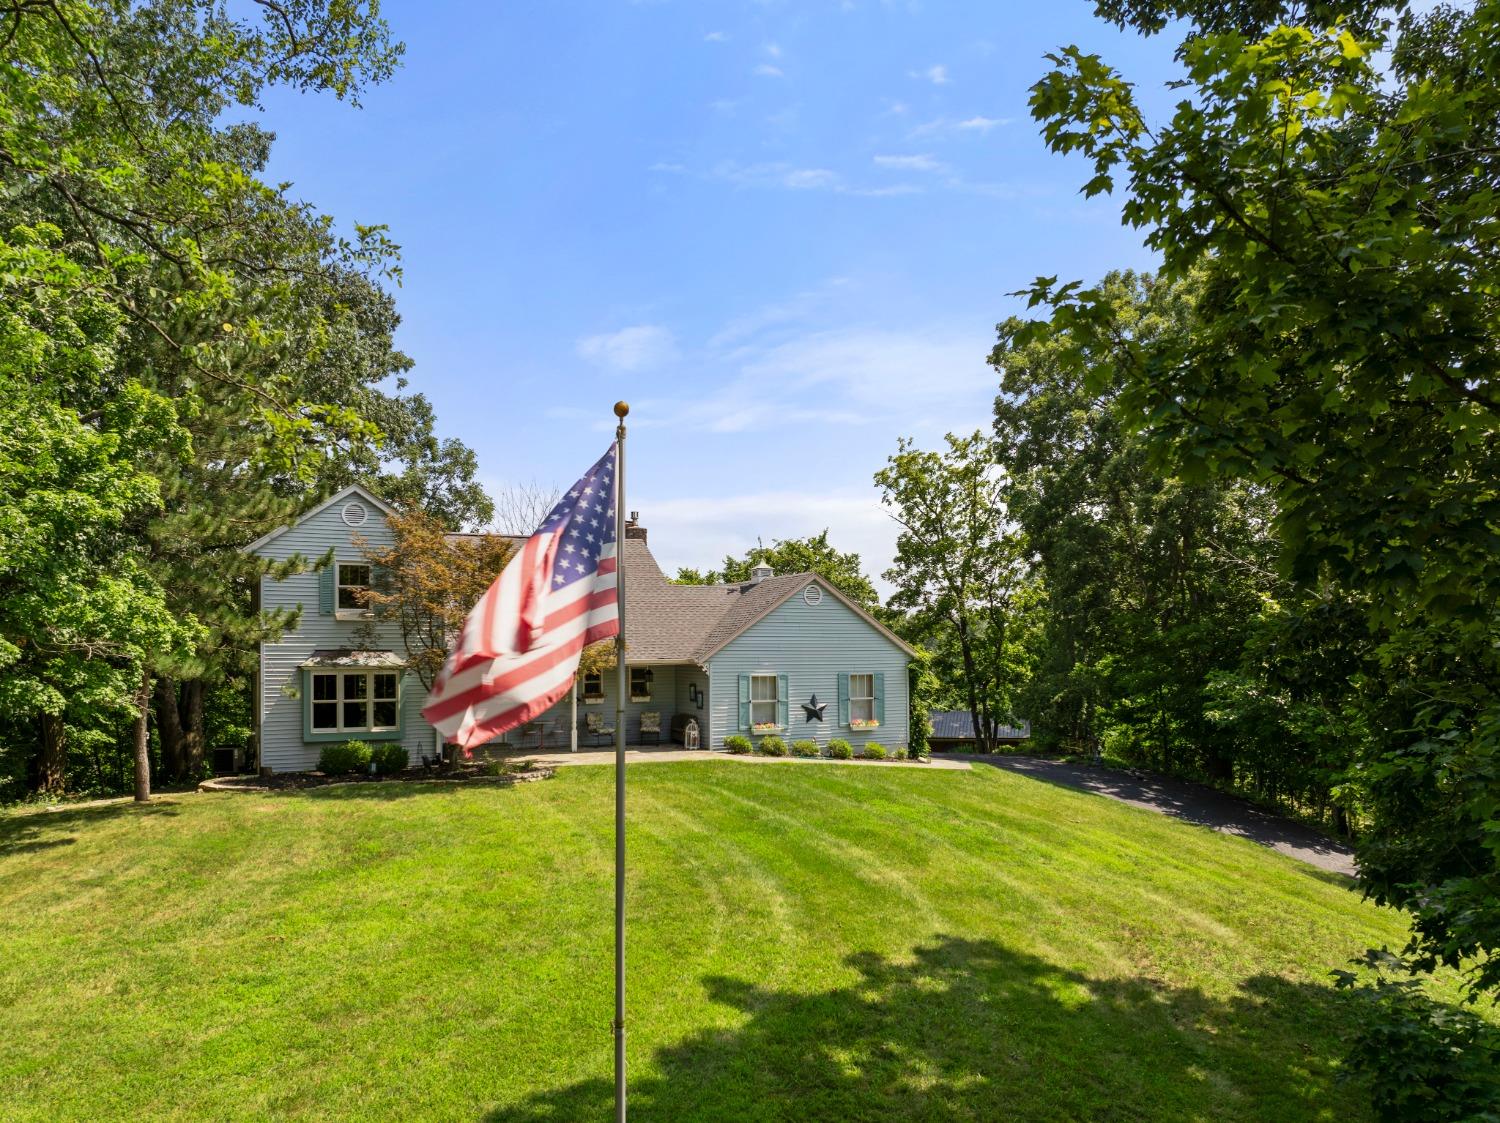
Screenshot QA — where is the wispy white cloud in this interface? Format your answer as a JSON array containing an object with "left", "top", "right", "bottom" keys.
[
  {"left": 708, "top": 276, "right": 851, "bottom": 349},
  {"left": 658, "top": 156, "right": 1005, "bottom": 200},
  {"left": 782, "top": 167, "right": 838, "bottom": 189},
  {"left": 764, "top": 41, "right": 783, "bottom": 58},
  {"left": 873, "top": 153, "right": 947, "bottom": 172},
  {"left": 637, "top": 324, "right": 992, "bottom": 436},
  {"left": 638, "top": 487, "right": 896, "bottom": 579},
  {"left": 910, "top": 63, "right": 949, "bottom": 85},
  {"left": 908, "top": 114, "right": 1012, "bottom": 138},
  {"left": 576, "top": 324, "right": 678, "bottom": 372},
  {"left": 596, "top": 298, "right": 1001, "bottom": 594},
  {"left": 738, "top": 327, "right": 992, "bottom": 411},
  {"left": 703, "top": 30, "right": 728, "bottom": 42},
  {"left": 754, "top": 63, "right": 784, "bottom": 78},
  {"left": 674, "top": 160, "right": 921, "bottom": 198}
]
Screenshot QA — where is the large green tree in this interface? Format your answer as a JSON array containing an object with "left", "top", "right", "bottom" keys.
[
  {"left": 875, "top": 432, "right": 1031, "bottom": 755},
  {"left": 0, "top": 1, "right": 489, "bottom": 794},
  {"left": 0, "top": 227, "right": 198, "bottom": 799},
  {"left": 994, "top": 270, "right": 1280, "bottom": 784},
  {"left": 1009, "top": 0, "right": 1499, "bottom": 999}
]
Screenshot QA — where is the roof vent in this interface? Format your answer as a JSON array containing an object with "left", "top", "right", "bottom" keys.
[
  {"left": 749, "top": 561, "right": 774, "bottom": 585},
  {"left": 341, "top": 500, "right": 369, "bottom": 527}
]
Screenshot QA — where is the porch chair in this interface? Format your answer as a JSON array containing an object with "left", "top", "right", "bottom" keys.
[
  {"left": 584, "top": 710, "right": 615, "bottom": 748},
  {"left": 638, "top": 711, "right": 662, "bottom": 746}
]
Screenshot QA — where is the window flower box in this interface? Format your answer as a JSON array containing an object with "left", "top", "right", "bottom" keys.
[
  {"left": 751, "top": 722, "right": 783, "bottom": 734},
  {"left": 850, "top": 718, "right": 881, "bottom": 729}
]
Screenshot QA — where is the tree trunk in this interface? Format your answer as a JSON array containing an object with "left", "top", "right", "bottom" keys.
[
  {"left": 1332, "top": 803, "right": 1352, "bottom": 839},
  {"left": 181, "top": 680, "right": 206, "bottom": 778},
  {"left": 133, "top": 670, "right": 152, "bottom": 803},
  {"left": 155, "top": 677, "right": 185, "bottom": 782},
  {"left": 955, "top": 621, "right": 990, "bottom": 755},
  {"left": 35, "top": 713, "right": 67, "bottom": 794}
]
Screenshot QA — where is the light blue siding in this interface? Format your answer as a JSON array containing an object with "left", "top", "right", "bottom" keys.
[
  {"left": 254, "top": 490, "right": 437, "bottom": 773},
  {"left": 705, "top": 582, "right": 910, "bottom": 751},
  {"left": 675, "top": 666, "right": 709, "bottom": 742}
]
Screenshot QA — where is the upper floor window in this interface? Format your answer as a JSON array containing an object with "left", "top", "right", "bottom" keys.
[
  {"left": 849, "top": 673, "right": 875, "bottom": 724},
  {"left": 337, "top": 563, "right": 372, "bottom": 612}
]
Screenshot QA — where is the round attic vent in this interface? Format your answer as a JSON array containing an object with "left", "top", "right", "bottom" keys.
[
  {"left": 341, "top": 500, "right": 369, "bottom": 527},
  {"left": 803, "top": 584, "right": 823, "bottom": 606}
]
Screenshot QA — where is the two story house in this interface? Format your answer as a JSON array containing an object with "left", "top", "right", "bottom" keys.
[{"left": 248, "top": 484, "right": 915, "bottom": 772}]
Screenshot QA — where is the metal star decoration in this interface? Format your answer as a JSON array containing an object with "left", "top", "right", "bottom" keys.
[{"left": 802, "top": 694, "right": 827, "bottom": 722}]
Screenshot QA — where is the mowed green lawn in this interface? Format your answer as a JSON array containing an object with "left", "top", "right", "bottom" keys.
[{"left": 0, "top": 761, "right": 1446, "bottom": 1121}]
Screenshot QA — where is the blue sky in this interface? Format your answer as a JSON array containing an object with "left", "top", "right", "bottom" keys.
[{"left": 255, "top": 1, "right": 1178, "bottom": 594}]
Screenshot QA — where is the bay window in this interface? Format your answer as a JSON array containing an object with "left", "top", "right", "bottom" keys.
[{"left": 307, "top": 670, "right": 400, "bottom": 737}]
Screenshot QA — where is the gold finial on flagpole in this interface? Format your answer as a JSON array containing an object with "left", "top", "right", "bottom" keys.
[{"left": 614, "top": 400, "right": 630, "bottom": 417}]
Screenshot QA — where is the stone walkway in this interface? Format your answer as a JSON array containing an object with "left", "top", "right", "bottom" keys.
[
  {"left": 509, "top": 746, "right": 972, "bottom": 771},
  {"left": 949, "top": 753, "right": 1356, "bottom": 876}
]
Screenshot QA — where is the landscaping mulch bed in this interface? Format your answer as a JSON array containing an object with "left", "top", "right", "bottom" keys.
[{"left": 200, "top": 762, "right": 554, "bottom": 794}]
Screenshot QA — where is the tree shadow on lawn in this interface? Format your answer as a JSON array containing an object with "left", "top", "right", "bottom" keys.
[
  {"left": 0, "top": 800, "right": 180, "bottom": 856},
  {"left": 486, "top": 936, "right": 1365, "bottom": 1123}
]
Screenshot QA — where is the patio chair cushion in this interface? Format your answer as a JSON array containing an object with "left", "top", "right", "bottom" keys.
[
  {"left": 585, "top": 711, "right": 614, "bottom": 734},
  {"left": 639, "top": 711, "right": 661, "bottom": 733}
]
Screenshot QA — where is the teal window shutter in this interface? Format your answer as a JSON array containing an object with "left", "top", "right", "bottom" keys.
[
  {"left": 873, "top": 672, "right": 886, "bottom": 724},
  {"left": 738, "top": 674, "right": 751, "bottom": 730},
  {"left": 838, "top": 673, "right": 850, "bottom": 726},
  {"left": 371, "top": 563, "right": 392, "bottom": 617},
  {"left": 318, "top": 565, "right": 335, "bottom": 615},
  {"left": 777, "top": 674, "right": 789, "bottom": 729}
]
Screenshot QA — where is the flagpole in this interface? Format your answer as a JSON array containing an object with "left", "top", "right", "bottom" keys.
[{"left": 612, "top": 400, "right": 629, "bottom": 1123}]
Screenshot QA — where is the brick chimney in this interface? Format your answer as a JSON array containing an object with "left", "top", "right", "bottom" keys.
[{"left": 624, "top": 510, "right": 647, "bottom": 542}]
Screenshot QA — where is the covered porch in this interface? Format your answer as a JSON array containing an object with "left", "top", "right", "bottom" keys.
[{"left": 486, "top": 661, "right": 710, "bottom": 753}]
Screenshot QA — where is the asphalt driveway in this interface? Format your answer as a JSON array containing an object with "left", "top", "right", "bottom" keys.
[{"left": 948, "top": 753, "right": 1357, "bottom": 877}]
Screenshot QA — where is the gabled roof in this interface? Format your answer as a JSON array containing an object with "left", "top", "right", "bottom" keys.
[
  {"left": 614, "top": 535, "right": 917, "bottom": 664},
  {"left": 244, "top": 484, "right": 397, "bottom": 553}
]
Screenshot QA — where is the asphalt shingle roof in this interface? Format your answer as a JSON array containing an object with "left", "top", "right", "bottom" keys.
[{"left": 443, "top": 530, "right": 910, "bottom": 665}]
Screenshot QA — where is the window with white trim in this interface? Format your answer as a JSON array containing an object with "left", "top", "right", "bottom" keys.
[
  {"left": 630, "top": 667, "right": 652, "bottom": 702},
  {"left": 582, "top": 670, "right": 604, "bottom": 701},
  {"left": 337, "top": 563, "right": 372, "bottom": 612},
  {"left": 849, "top": 673, "right": 875, "bottom": 724},
  {"left": 310, "top": 670, "right": 400, "bottom": 733},
  {"left": 750, "top": 673, "right": 779, "bottom": 727}
]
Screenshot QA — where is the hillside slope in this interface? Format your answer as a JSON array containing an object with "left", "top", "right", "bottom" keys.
[{"left": 0, "top": 762, "right": 1441, "bottom": 1121}]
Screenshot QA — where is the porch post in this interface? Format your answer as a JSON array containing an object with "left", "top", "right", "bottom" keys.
[{"left": 570, "top": 678, "right": 578, "bottom": 753}]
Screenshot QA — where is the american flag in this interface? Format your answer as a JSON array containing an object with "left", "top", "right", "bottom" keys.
[{"left": 422, "top": 444, "right": 620, "bottom": 750}]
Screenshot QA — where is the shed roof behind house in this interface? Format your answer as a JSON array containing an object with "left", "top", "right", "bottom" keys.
[{"left": 929, "top": 710, "right": 1031, "bottom": 741}]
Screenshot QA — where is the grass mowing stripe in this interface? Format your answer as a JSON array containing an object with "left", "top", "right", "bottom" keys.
[{"left": 0, "top": 763, "right": 1472, "bottom": 1121}]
